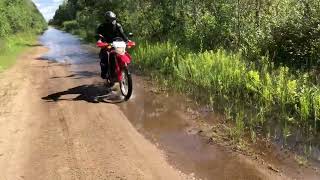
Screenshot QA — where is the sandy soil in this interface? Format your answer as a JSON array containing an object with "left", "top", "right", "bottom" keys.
[{"left": 0, "top": 47, "right": 189, "bottom": 180}]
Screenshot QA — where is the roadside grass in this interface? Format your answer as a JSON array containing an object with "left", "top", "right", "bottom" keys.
[
  {"left": 0, "top": 33, "right": 38, "bottom": 72},
  {"left": 132, "top": 40, "right": 320, "bottom": 158}
]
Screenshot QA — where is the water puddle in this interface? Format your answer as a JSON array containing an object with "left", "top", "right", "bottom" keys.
[
  {"left": 39, "top": 27, "right": 96, "bottom": 64},
  {"left": 118, "top": 78, "right": 269, "bottom": 179}
]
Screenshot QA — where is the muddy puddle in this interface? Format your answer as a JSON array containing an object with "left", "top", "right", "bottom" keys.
[
  {"left": 39, "top": 27, "right": 320, "bottom": 180},
  {"left": 118, "top": 78, "right": 272, "bottom": 179},
  {"left": 39, "top": 28, "right": 97, "bottom": 64}
]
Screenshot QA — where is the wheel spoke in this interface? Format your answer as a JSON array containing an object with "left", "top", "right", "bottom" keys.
[{"left": 121, "top": 71, "right": 128, "bottom": 95}]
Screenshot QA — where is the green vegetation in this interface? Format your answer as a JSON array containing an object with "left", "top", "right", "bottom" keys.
[
  {"left": 51, "top": 0, "right": 320, "bottom": 157},
  {"left": 0, "top": 0, "right": 47, "bottom": 71},
  {"left": 0, "top": 33, "right": 38, "bottom": 72}
]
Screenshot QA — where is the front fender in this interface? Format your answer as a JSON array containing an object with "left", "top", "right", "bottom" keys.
[
  {"left": 116, "top": 52, "right": 131, "bottom": 64},
  {"left": 115, "top": 52, "right": 131, "bottom": 81}
]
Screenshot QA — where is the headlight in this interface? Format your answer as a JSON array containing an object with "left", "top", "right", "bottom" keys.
[{"left": 113, "top": 41, "right": 126, "bottom": 55}]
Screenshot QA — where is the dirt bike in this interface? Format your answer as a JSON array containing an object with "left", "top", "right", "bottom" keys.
[{"left": 96, "top": 34, "right": 136, "bottom": 101}]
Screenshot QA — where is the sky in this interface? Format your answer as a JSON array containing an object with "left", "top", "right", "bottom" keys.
[{"left": 32, "top": 0, "right": 64, "bottom": 21}]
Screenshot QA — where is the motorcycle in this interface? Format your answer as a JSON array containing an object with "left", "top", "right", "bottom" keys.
[{"left": 96, "top": 34, "right": 136, "bottom": 101}]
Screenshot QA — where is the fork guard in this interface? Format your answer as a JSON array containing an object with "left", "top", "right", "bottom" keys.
[{"left": 116, "top": 52, "right": 132, "bottom": 81}]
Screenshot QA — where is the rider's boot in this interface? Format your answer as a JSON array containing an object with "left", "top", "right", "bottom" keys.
[
  {"left": 101, "top": 72, "right": 107, "bottom": 79},
  {"left": 100, "top": 62, "right": 108, "bottom": 79}
]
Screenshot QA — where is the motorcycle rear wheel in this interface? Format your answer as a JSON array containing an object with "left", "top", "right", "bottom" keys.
[{"left": 120, "top": 67, "right": 132, "bottom": 101}]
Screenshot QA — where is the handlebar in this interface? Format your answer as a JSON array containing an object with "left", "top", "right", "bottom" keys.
[{"left": 96, "top": 34, "right": 136, "bottom": 49}]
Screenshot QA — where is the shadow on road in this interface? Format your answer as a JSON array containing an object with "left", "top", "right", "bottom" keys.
[
  {"left": 42, "top": 84, "right": 124, "bottom": 104},
  {"left": 50, "top": 71, "right": 99, "bottom": 80}
]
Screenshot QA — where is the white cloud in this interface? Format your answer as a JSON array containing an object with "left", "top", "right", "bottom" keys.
[{"left": 32, "top": 0, "right": 64, "bottom": 21}]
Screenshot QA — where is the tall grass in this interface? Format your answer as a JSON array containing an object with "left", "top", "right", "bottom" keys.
[
  {"left": 0, "top": 33, "right": 38, "bottom": 72},
  {"left": 132, "top": 41, "right": 320, "bottom": 157}
]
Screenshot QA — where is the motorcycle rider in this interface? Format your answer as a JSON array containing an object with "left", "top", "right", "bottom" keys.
[{"left": 96, "top": 11, "right": 129, "bottom": 79}]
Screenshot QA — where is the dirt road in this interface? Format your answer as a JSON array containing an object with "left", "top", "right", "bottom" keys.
[{"left": 0, "top": 28, "right": 319, "bottom": 180}]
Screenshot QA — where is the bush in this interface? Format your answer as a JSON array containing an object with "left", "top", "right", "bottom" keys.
[
  {"left": 0, "top": 12, "right": 11, "bottom": 37},
  {"left": 62, "top": 20, "right": 79, "bottom": 33},
  {"left": 267, "top": 18, "right": 320, "bottom": 69}
]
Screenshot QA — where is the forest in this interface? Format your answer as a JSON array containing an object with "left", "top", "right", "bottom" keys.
[
  {"left": 0, "top": 0, "right": 47, "bottom": 70},
  {"left": 51, "top": 0, "right": 320, "bottom": 159}
]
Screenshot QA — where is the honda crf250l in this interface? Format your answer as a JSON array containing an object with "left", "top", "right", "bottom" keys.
[{"left": 96, "top": 34, "right": 136, "bottom": 101}]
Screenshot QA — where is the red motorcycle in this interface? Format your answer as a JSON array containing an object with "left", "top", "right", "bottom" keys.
[{"left": 96, "top": 34, "right": 136, "bottom": 101}]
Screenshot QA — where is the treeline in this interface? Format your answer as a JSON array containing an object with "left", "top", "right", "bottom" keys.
[
  {"left": 0, "top": 0, "right": 47, "bottom": 38},
  {"left": 51, "top": 0, "right": 320, "bottom": 69}
]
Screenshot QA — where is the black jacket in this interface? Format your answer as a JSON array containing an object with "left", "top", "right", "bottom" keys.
[{"left": 96, "top": 22, "right": 128, "bottom": 43}]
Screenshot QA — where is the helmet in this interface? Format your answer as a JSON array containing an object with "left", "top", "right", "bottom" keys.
[{"left": 105, "top": 11, "right": 116, "bottom": 23}]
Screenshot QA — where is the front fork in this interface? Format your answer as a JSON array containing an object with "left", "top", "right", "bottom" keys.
[
  {"left": 106, "top": 50, "right": 130, "bottom": 82},
  {"left": 115, "top": 59, "right": 128, "bottom": 82},
  {"left": 105, "top": 51, "right": 120, "bottom": 82}
]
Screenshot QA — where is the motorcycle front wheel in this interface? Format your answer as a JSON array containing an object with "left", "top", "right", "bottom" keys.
[{"left": 120, "top": 67, "right": 132, "bottom": 101}]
